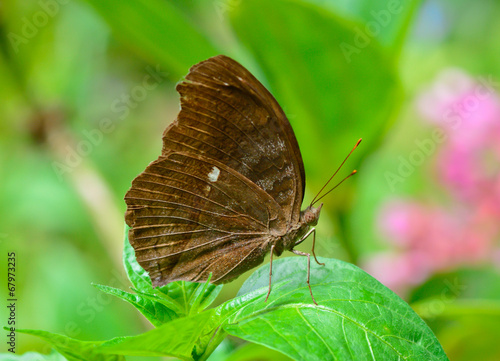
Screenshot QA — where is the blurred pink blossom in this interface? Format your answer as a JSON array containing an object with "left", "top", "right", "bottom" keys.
[
  {"left": 417, "top": 68, "right": 500, "bottom": 201},
  {"left": 366, "top": 69, "right": 500, "bottom": 294}
]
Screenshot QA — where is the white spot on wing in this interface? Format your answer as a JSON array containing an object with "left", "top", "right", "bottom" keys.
[{"left": 208, "top": 166, "right": 220, "bottom": 182}]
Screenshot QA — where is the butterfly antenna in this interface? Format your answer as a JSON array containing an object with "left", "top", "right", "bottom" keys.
[
  {"left": 310, "top": 138, "right": 362, "bottom": 207},
  {"left": 311, "top": 170, "right": 357, "bottom": 205}
]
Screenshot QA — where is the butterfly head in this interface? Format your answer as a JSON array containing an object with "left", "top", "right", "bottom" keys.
[{"left": 300, "top": 203, "right": 323, "bottom": 227}]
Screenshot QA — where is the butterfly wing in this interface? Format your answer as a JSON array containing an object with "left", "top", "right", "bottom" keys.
[
  {"left": 164, "top": 55, "right": 305, "bottom": 222},
  {"left": 125, "top": 152, "right": 283, "bottom": 284},
  {"left": 125, "top": 55, "right": 306, "bottom": 285}
]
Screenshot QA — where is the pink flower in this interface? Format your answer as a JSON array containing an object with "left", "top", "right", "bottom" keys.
[
  {"left": 365, "top": 69, "right": 500, "bottom": 294},
  {"left": 367, "top": 198, "right": 495, "bottom": 293},
  {"left": 363, "top": 252, "right": 430, "bottom": 293},
  {"left": 417, "top": 68, "right": 500, "bottom": 200},
  {"left": 416, "top": 69, "right": 500, "bottom": 140}
]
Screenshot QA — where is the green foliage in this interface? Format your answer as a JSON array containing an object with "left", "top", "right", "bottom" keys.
[
  {"left": 0, "top": 350, "right": 66, "bottom": 361},
  {"left": 97, "top": 311, "right": 217, "bottom": 359},
  {"left": 7, "top": 0, "right": 497, "bottom": 359},
  {"left": 4, "top": 329, "right": 123, "bottom": 361},
  {"left": 91, "top": 284, "right": 177, "bottom": 327},
  {"left": 229, "top": 0, "right": 402, "bottom": 195},
  {"left": 15, "top": 235, "right": 448, "bottom": 360},
  {"left": 323, "top": 0, "right": 423, "bottom": 56},
  {"left": 221, "top": 258, "right": 448, "bottom": 361},
  {"left": 81, "top": 0, "right": 220, "bottom": 78},
  {"left": 206, "top": 342, "right": 294, "bottom": 361},
  {"left": 408, "top": 269, "right": 500, "bottom": 361},
  {"left": 94, "top": 233, "right": 222, "bottom": 326}
]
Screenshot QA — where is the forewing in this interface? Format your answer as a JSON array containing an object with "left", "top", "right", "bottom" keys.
[
  {"left": 163, "top": 55, "right": 305, "bottom": 223},
  {"left": 125, "top": 152, "right": 284, "bottom": 285}
]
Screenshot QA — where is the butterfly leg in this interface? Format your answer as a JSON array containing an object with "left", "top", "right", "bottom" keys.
[
  {"left": 310, "top": 228, "right": 325, "bottom": 266},
  {"left": 295, "top": 228, "right": 324, "bottom": 266},
  {"left": 265, "top": 244, "right": 275, "bottom": 302},
  {"left": 291, "top": 249, "right": 318, "bottom": 305}
]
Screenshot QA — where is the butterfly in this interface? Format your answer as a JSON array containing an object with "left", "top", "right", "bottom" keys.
[{"left": 125, "top": 55, "right": 359, "bottom": 304}]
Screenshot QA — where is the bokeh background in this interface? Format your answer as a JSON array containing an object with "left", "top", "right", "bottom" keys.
[{"left": 1, "top": 0, "right": 500, "bottom": 360}]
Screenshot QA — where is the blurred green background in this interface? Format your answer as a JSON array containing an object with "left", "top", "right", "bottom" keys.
[{"left": 1, "top": 0, "right": 499, "bottom": 360}]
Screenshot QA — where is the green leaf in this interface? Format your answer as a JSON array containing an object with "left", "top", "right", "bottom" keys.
[
  {"left": 317, "top": 0, "right": 423, "bottom": 57},
  {"left": 93, "top": 283, "right": 178, "bottom": 326},
  {"left": 121, "top": 228, "right": 222, "bottom": 321},
  {"left": 0, "top": 350, "right": 66, "bottom": 361},
  {"left": 80, "top": 0, "right": 220, "bottom": 78},
  {"left": 412, "top": 299, "right": 500, "bottom": 319},
  {"left": 409, "top": 269, "right": 500, "bottom": 361},
  {"left": 123, "top": 226, "right": 153, "bottom": 292},
  {"left": 70, "top": 257, "right": 447, "bottom": 361},
  {"left": 126, "top": 224, "right": 221, "bottom": 311},
  {"left": 229, "top": 0, "right": 402, "bottom": 197},
  {"left": 203, "top": 339, "right": 235, "bottom": 361},
  {"left": 11, "top": 329, "right": 123, "bottom": 361},
  {"left": 223, "top": 342, "right": 294, "bottom": 361},
  {"left": 219, "top": 257, "right": 449, "bottom": 361},
  {"left": 204, "top": 341, "right": 294, "bottom": 361},
  {"left": 189, "top": 273, "right": 224, "bottom": 315},
  {"left": 153, "top": 276, "right": 223, "bottom": 317},
  {"left": 96, "top": 309, "right": 217, "bottom": 360}
]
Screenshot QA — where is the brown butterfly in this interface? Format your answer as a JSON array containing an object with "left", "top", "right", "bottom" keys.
[{"left": 125, "top": 55, "right": 359, "bottom": 304}]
